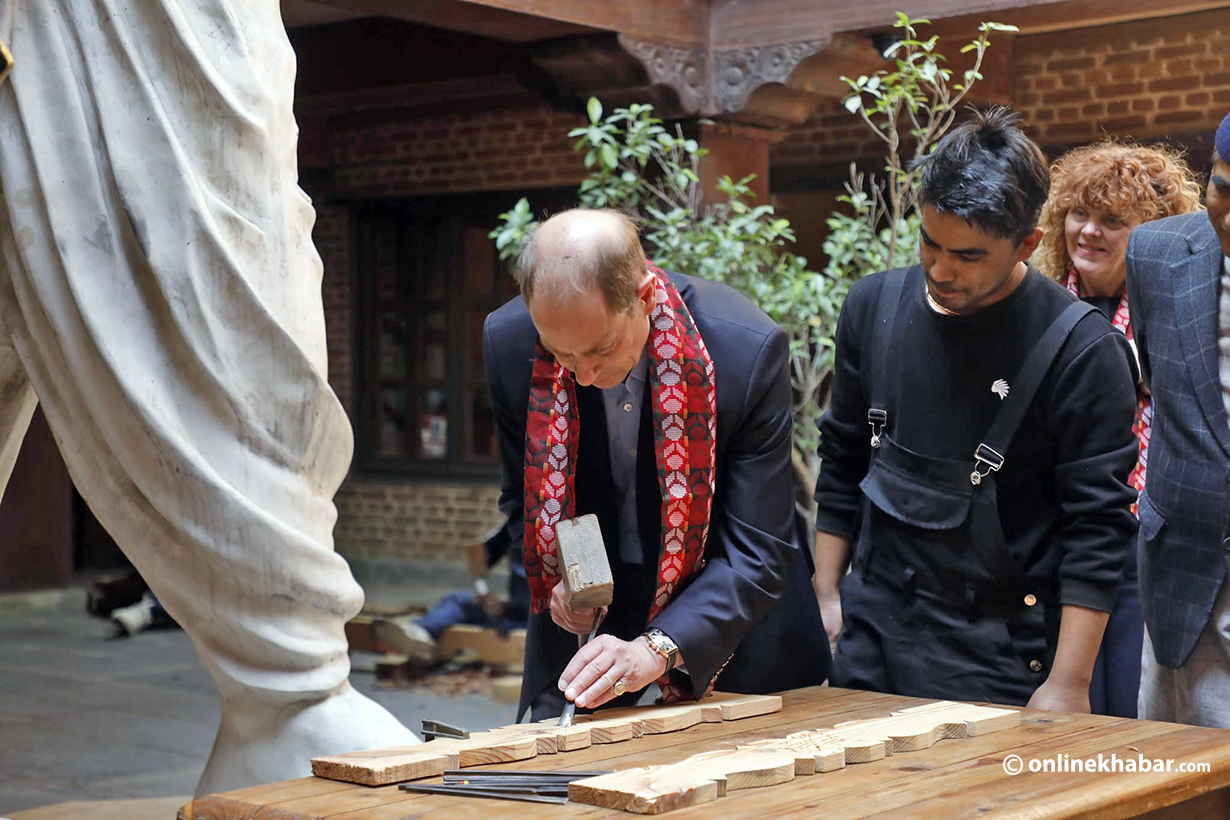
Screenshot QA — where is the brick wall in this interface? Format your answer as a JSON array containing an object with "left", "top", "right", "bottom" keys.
[
  {"left": 1013, "top": 8, "right": 1230, "bottom": 146},
  {"left": 771, "top": 96, "right": 887, "bottom": 169},
  {"left": 332, "top": 479, "right": 504, "bottom": 564},
  {"left": 774, "top": 8, "right": 1230, "bottom": 169},
  {"left": 314, "top": 202, "right": 353, "bottom": 418},
  {"left": 329, "top": 106, "right": 588, "bottom": 198}
]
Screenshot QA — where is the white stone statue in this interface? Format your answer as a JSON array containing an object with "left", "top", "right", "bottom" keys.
[{"left": 0, "top": 1, "right": 418, "bottom": 796}]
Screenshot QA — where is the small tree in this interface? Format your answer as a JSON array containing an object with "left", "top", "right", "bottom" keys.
[{"left": 490, "top": 15, "right": 1013, "bottom": 518}]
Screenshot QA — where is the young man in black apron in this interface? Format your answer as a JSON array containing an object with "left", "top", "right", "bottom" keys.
[{"left": 813, "top": 109, "right": 1140, "bottom": 712}]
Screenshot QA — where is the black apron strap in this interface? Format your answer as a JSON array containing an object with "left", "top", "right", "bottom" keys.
[
  {"left": 866, "top": 267, "right": 911, "bottom": 448},
  {"left": 970, "top": 300, "right": 1097, "bottom": 485}
]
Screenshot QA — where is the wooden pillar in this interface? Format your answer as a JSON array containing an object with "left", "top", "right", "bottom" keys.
[{"left": 695, "top": 120, "right": 786, "bottom": 205}]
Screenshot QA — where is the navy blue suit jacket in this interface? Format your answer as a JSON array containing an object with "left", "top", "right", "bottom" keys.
[
  {"left": 484, "top": 271, "right": 829, "bottom": 720},
  {"left": 1126, "top": 211, "right": 1230, "bottom": 668}
]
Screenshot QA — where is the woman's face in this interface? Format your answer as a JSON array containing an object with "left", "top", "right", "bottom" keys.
[{"left": 1064, "top": 205, "right": 1134, "bottom": 291}]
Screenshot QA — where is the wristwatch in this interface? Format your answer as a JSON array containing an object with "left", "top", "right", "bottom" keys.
[{"left": 642, "top": 628, "right": 680, "bottom": 672}]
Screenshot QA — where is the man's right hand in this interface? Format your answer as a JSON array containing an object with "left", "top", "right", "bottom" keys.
[{"left": 549, "top": 581, "right": 601, "bottom": 634}]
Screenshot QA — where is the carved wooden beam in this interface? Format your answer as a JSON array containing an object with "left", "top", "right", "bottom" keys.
[
  {"left": 615, "top": 32, "right": 887, "bottom": 127},
  {"left": 711, "top": 40, "right": 830, "bottom": 115},
  {"left": 617, "top": 36, "right": 710, "bottom": 116}
]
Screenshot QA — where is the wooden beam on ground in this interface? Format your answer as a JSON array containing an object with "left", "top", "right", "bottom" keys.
[{"left": 436, "top": 625, "right": 526, "bottom": 668}]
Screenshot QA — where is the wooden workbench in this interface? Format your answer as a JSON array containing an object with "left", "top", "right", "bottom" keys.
[{"left": 178, "top": 686, "right": 1230, "bottom": 819}]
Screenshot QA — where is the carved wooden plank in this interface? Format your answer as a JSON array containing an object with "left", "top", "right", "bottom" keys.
[
  {"left": 890, "top": 700, "right": 1021, "bottom": 736},
  {"left": 740, "top": 730, "right": 847, "bottom": 774},
  {"left": 697, "top": 692, "right": 784, "bottom": 722},
  {"left": 310, "top": 746, "right": 456, "bottom": 786},
  {"left": 672, "top": 749, "right": 797, "bottom": 796},
  {"left": 568, "top": 748, "right": 796, "bottom": 813},
  {"left": 571, "top": 714, "right": 647, "bottom": 744},
  {"left": 831, "top": 710, "right": 968, "bottom": 754},
  {"left": 586, "top": 701, "right": 708, "bottom": 734},
  {"left": 490, "top": 722, "right": 592, "bottom": 753},
  {"left": 310, "top": 732, "right": 538, "bottom": 786},
  {"left": 568, "top": 766, "right": 720, "bottom": 815}
]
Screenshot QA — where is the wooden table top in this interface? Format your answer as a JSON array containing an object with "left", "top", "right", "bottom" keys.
[{"left": 179, "top": 686, "right": 1230, "bottom": 819}]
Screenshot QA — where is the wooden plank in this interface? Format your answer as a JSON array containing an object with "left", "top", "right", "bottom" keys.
[
  {"left": 569, "top": 748, "right": 797, "bottom": 813},
  {"left": 584, "top": 701, "right": 708, "bottom": 734},
  {"left": 715, "top": 719, "right": 1184, "bottom": 818},
  {"left": 570, "top": 700, "right": 1017, "bottom": 813},
  {"left": 489, "top": 721, "right": 593, "bottom": 753},
  {"left": 436, "top": 625, "right": 526, "bottom": 667},
  {"left": 572, "top": 714, "right": 647, "bottom": 744},
  {"left": 671, "top": 749, "right": 797, "bottom": 796},
  {"left": 491, "top": 674, "right": 522, "bottom": 704},
  {"left": 310, "top": 746, "right": 457, "bottom": 787},
  {"left": 311, "top": 732, "right": 539, "bottom": 786},
  {"left": 741, "top": 730, "right": 849, "bottom": 773},
  {"left": 568, "top": 766, "right": 721, "bottom": 814},
  {"left": 890, "top": 700, "right": 1021, "bottom": 737},
  {"left": 698, "top": 692, "right": 784, "bottom": 722}
]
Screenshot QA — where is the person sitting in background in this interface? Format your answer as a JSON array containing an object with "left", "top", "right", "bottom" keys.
[
  {"left": 1037, "top": 141, "right": 1203, "bottom": 718},
  {"left": 372, "top": 523, "right": 529, "bottom": 661}
]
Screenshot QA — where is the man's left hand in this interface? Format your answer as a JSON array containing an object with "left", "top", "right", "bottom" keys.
[
  {"left": 1026, "top": 677, "right": 1091, "bottom": 713},
  {"left": 558, "top": 635, "right": 667, "bottom": 710}
]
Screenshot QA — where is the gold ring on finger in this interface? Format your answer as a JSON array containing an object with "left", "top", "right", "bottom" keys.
[{"left": 612, "top": 679, "right": 626, "bottom": 697}]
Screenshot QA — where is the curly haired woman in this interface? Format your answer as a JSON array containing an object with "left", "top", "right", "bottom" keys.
[{"left": 1038, "top": 141, "right": 1203, "bottom": 717}]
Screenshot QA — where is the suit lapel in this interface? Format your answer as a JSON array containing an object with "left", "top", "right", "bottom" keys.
[{"left": 1173, "top": 230, "right": 1230, "bottom": 459}]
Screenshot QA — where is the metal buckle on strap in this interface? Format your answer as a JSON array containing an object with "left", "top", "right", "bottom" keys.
[
  {"left": 970, "top": 443, "right": 1005, "bottom": 486},
  {"left": 868, "top": 408, "right": 888, "bottom": 449}
]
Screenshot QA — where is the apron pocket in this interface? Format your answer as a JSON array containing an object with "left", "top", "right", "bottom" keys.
[{"left": 860, "top": 459, "right": 973, "bottom": 531}]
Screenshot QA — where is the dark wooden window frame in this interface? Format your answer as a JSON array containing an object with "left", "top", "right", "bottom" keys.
[{"left": 349, "top": 187, "right": 575, "bottom": 480}]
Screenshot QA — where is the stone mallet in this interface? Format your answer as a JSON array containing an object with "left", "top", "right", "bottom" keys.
[{"left": 553, "top": 514, "right": 614, "bottom": 727}]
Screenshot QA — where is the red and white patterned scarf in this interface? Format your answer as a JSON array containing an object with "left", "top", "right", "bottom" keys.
[
  {"left": 1064, "top": 269, "right": 1151, "bottom": 497},
  {"left": 522, "top": 263, "right": 717, "bottom": 698}
]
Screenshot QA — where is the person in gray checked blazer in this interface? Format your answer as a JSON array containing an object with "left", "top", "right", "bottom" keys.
[{"left": 1124, "top": 109, "right": 1230, "bottom": 727}]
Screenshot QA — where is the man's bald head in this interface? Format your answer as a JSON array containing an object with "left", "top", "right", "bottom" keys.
[{"left": 514, "top": 209, "right": 645, "bottom": 313}]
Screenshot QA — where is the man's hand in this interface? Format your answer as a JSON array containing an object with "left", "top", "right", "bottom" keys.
[
  {"left": 558, "top": 635, "right": 667, "bottom": 710},
  {"left": 813, "top": 531, "right": 851, "bottom": 657},
  {"left": 815, "top": 584, "right": 843, "bottom": 657},
  {"left": 1026, "top": 604, "right": 1106, "bottom": 714},
  {"left": 549, "top": 581, "right": 601, "bottom": 634},
  {"left": 1027, "top": 677, "right": 1091, "bottom": 713}
]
